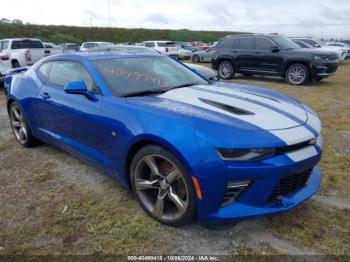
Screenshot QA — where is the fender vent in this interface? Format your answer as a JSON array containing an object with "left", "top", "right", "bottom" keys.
[{"left": 199, "top": 98, "right": 255, "bottom": 115}]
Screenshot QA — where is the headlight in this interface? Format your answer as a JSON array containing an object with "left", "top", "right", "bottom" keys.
[
  {"left": 217, "top": 148, "right": 276, "bottom": 161},
  {"left": 313, "top": 55, "right": 323, "bottom": 61}
]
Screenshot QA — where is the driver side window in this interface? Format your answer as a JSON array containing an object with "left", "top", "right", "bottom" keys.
[
  {"left": 255, "top": 38, "right": 275, "bottom": 50},
  {"left": 48, "top": 61, "right": 97, "bottom": 93}
]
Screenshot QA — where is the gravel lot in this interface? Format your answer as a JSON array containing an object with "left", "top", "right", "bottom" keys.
[{"left": 0, "top": 62, "right": 349, "bottom": 258}]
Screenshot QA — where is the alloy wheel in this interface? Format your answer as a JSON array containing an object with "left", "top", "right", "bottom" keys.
[
  {"left": 218, "top": 62, "right": 233, "bottom": 79},
  {"left": 10, "top": 105, "right": 28, "bottom": 145},
  {"left": 134, "top": 154, "right": 189, "bottom": 222},
  {"left": 288, "top": 65, "right": 306, "bottom": 85}
]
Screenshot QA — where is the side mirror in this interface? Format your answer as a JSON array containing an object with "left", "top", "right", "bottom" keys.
[
  {"left": 64, "top": 80, "right": 88, "bottom": 94},
  {"left": 270, "top": 46, "right": 280, "bottom": 53}
]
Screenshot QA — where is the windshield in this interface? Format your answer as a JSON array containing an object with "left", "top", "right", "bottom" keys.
[
  {"left": 93, "top": 56, "right": 207, "bottom": 97},
  {"left": 300, "top": 39, "right": 321, "bottom": 48},
  {"left": 269, "top": 36, "right": 300, "bottom": 49}
]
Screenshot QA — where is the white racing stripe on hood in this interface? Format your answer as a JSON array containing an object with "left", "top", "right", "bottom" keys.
[
  {"left": 160, "top": 87, "right": 300, "bottom": 130},
  {"left": 159, "top": 87, "right": 315, "bottom": 145},
  {"left": 307, "top": 112, "right": 322, "bottom": 134},
  {"left": 270, "top": 126, "right": 315, "bottom": 145},
  {"left": 286, "top": 146, "right": 318, "bottom": 162},
  {"left": 197, "top": 85, "right": 307, "bottom": 123}
]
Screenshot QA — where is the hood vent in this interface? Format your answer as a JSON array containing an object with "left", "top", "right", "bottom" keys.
[{"left": 199, "top": 98, "right": 255, "bottom": 116}]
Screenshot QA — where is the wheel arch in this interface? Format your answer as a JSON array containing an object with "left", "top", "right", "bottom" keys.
[
  {"left": 124, "top": 135, "right": 194, "bottom": 188},
  {"left": 6, "top": 98, "right": 16, "bottom": 115},
  {"left": 11, "top": 59, "right": 19, "bottom": 68},
  {"left": 283, "top": 60, "right": 311, "bottom": 78}
]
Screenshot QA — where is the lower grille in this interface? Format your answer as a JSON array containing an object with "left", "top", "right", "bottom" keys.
[
  {"left": 326, "top": 64, "right": 338, "bottom": 74},
  {"left": 222, "top": 180, "right": 250, "bottom": 206},
  {"left": 267, "top": 169, "right": 312, "bottom": 205}
]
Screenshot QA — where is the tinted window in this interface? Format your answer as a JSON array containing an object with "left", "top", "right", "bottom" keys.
[
  {"left": 255, "top": 38, "right": 275, "bottom": 50},
  {"left": 93, "top": 56, "right": 207, "bottom": 96},
  {"left": 66, "top": 45, "right": 79, "bottom": 51},
  {"left": 38, "top": 62, "right": 52, "bottom": 80},
  {"left": 48, "top": 61, "right": 95, "bottom": 92},
  {"left": 83, "top": 43, "right": 99, "bottom": 49},
  {"left": 157, "top": 42, "right": 176, "bottom": 47},
  {"left": 11, "top": 40, "right": 44, "bottom": 49},
  {"left": 294, "top": 40, "right": 309, "bottom": 48},
  {"left": 219, "top": 38, "right": 238, "bottom": 49},
  {"left": 145, "top": 42, "right": 155, "bottom": 48},
  {"left": 269, "top": 36, "right": 300, "bottom": 49},
  {"left": 237, "top": 38, "right": 254, "bottom": 49}
]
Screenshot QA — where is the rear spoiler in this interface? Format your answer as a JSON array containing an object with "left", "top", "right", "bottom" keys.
[
  {"left": 4, "top": 66, "right": 30, "bottom": 91},
  {"left": 8, "top": 66, "right": 30, "bottom": 75}
]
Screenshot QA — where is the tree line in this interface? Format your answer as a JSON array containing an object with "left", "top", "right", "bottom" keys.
[{"left": 0, "top": 19, "right": 242, "bottom": 44}]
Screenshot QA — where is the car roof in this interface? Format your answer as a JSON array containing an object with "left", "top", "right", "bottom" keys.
[{"left": 1, "top": 38, "right": 42, "bottom": 41}]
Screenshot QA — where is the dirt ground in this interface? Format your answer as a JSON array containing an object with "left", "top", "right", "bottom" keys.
[{"left": 0, "top": 61, "right": 349, "bottom": 258}]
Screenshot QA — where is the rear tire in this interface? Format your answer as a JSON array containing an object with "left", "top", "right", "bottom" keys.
[
  {"left": 218, "top": 61, "right": 235, "bottom": 80},
  {"left": 12, "top": 61, "right": 20, "bottom": 68},
  {"left": 192, "top": 55, "right": 200, "bottom": 63},
  {"left": 9, "top": 102, "right": 39, "bottom": 147},
  {"left": 130, "top": 145, "right": 196, "bottom": 227},
  {"left": 286, "top": 63, "right": 309, "bottom": 85}
]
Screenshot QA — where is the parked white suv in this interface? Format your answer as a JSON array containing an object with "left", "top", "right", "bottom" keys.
[
  {"left": 0, "top": 38, "right": 48, "bottom": 70},
  {"left": 326, "top": 42, "right": 350, "bottom": 58},
  {"left": 292, "top": 38, "right": 347, "bottom": 62},
  {"left": 142, "top": 41, "right": 179, "bottom": 59},
  {"left": 80, "top": 42, "right": 113, "bottom": 52}
]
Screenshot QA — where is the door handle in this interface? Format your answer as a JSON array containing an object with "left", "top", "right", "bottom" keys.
[{"left": 40, "top": 92, "right": 51, "bottom": 100}]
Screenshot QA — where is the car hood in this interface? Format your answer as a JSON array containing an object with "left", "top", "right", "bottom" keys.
[
  {"left": 127, "top": 83, "right": 308, "bottom": 132},
  {"left": 287, "top": 48, "right": 339, "bottom": 56}
]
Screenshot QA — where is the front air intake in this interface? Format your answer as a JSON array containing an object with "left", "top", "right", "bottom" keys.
[
  {"left": 222, "top": 180, "right": 251, "bottom": 206},
  {"left": 267, "top": 169, "right": 312, "bottom": 205}
]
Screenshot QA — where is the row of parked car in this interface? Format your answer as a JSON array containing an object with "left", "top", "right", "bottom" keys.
[{"left": 1, "top": 35, "right": 348, "bottom": 85}]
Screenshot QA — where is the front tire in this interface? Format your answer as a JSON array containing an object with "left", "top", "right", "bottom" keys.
[
  {"left": 9, "top": 102, "right": 38, "bottom": 147},
  {"left": 218, "top": 61, "right": 235, "bottom": 80},
  {"left": 286, "top": 64, "right": 309, "bottom": 85},
  {"left": 130, "top": 145, "right": 196, "bottom": 227}
]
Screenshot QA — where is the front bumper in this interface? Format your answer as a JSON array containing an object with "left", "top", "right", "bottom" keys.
[
  {"left": 311, "top": 61, "right": 339, "bottom": 77},
  {"left": 194, "top": 145, "right": 322, "bottom": 224}
]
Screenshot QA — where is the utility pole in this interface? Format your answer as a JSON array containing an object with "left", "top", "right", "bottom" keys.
[{"left": 108, "top": 0, "right": 111, "bottom": 27}]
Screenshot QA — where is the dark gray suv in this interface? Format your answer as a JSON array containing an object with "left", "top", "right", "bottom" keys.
[{"left": 212, "top": 34, "right": 339, "bottom": 85}]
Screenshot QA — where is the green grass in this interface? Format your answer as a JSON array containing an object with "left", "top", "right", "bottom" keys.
[{"left": 267, "top": 201, "right": 350, "bottom": 256}]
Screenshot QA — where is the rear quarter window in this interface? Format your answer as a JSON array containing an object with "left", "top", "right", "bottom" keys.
[
  {"left": 219, "top": 38, "right": 238, "bottom": 49},
  {"left": 38, "top": 62, "right": 52, "bottom": 80}
]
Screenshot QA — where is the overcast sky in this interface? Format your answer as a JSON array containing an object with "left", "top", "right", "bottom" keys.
[{"left": 2, "top": 0, "right": 350, "bottom": 39}]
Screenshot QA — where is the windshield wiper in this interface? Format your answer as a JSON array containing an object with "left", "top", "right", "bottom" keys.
[
  {"left": 166, "top": 82, "right": 203, "bottom": 91},
  {"left": 121, "top": 82, "right": 203, "bottom": 98},
  {"left": 121, "top": 88, "right": 169, "bottom": 97}
]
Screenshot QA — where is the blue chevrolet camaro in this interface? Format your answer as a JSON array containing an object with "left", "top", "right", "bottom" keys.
[{"left": 4, "top": 52, "right": 323, "bottom": 226}]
